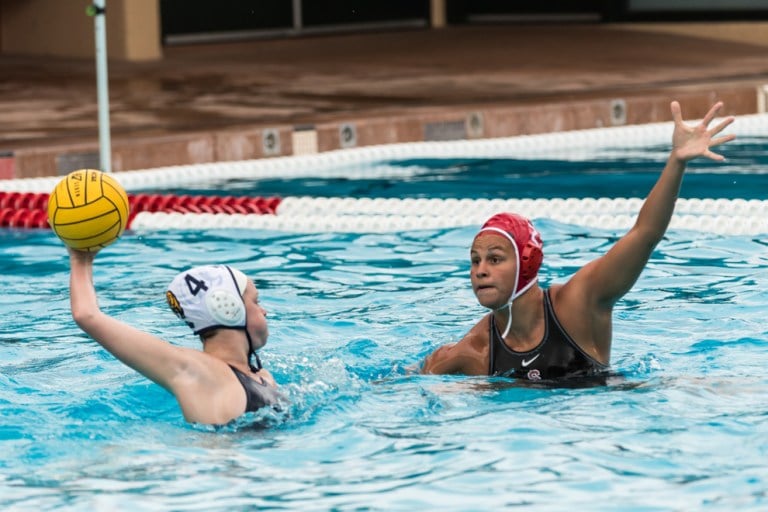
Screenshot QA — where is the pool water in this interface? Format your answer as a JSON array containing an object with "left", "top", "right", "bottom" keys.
[{"left": 1, "top": 216, "right": 767, "bottom": 509}]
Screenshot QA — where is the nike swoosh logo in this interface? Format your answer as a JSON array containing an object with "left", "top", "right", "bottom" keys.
[{"left": 521, "top": 354, "right": 540, "bottom": 367}]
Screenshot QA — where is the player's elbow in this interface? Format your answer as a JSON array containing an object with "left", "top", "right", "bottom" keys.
[
  {"left": 420, "top": 344, "right": 456, "bottom": 375},
  {"left": 419, "top": 356, "right": 435, "bottom": 374},
  {"left": 629, "top": 224, "right": 664, "bottom": 255},
  {"left": 420, "top": 351, "right": 440, "bottom": 374},
  {"left": 71, "top": 304, "right": 100, "bottom": 331}
]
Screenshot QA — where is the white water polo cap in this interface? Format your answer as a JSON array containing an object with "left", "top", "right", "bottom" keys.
[{"left": 166, "top": 265, "right": 249, "bottom": 335}]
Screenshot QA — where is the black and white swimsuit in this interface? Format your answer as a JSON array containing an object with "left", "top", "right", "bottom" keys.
[
  {"left": 489, "top": 289, "right": 608, "bottom": 381},
  {"left": 228, "top": 365, "right": 282, "bottom": 412}
]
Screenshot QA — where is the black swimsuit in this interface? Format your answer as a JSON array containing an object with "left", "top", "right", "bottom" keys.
[
  {"left": 489, "top": 288, "right": 608, "bottom": 381},
  {"left": 228, "top": 365, "right": 282, "bottom": 412}
]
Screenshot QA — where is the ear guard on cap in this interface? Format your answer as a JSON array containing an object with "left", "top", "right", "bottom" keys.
[
  {"left": 519, "top": 237, "right": 544, "bottom": 287},
  {"left": 206, "top": 288, "right": 245, "bottom": 326}
]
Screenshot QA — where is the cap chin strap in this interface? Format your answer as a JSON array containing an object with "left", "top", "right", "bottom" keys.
[
  {"left": 478, "top": 226, "right": 534, "bottom": 339},
  {"left": 244, "top": 329, "right": 262, "bottom": 371},
  {"left": 223, "top": 266, "right": 261, "bottom": 372},
  {"left": 495, "top": 278, "right": 537, "bottom": 338}
]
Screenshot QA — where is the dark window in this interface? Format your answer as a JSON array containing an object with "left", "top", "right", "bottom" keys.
[
  {"left": 160, "top": 0, "right": 292, "bottom": 42},
  {"left": 301, "top": 0, "right": 429, "bottom": 27}
]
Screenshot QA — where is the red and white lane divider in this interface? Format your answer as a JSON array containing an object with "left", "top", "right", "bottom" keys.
[
  {"left": 2, "top": 191, "right": 768, "bottom": 235},
  {"left": 0, "top": 191, "right": 281, "bottom": 229}
]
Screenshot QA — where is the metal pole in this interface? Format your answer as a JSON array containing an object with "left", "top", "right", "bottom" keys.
[
  {"left": 292, "top": 0, "right": 303, "bottom": 32},
  {"left": 90, "top": 0, "right": 112, "bottom": 172}
]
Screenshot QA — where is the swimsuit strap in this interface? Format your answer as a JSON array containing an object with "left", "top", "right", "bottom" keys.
[{"left": 250, "top": 353, "right": 262, "bottom": 372}]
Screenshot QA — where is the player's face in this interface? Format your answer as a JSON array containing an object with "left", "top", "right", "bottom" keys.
[
  {"left": 243, "top": 280, "right": 268, "bottom": 348},
  {"left": 470, "top": 234, "right": 517, "bottom": 309}
]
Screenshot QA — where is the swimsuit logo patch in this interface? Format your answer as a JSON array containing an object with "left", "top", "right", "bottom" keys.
[
  {"left": 526, "top": 369, "right": 542, "bottom": 381},
  {"left": 521, "top": 354, "right": 540, "bottom": 367}
]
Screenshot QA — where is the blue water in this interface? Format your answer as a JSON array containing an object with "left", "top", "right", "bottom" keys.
[
  {"left": 2, "top": 141, "right": 768, "bottom": 510},
  {"left": 1, "top": 222, "right": 767, "bottom": 510}
]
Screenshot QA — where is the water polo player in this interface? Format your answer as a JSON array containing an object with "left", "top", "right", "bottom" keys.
[
  {"left": 68, "top": 249, "right": 283, "bottom": 425},
  {"left": 421, "top": 100, "right": 736, "bottom": 381}
]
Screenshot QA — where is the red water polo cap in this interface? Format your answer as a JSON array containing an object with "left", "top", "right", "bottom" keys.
[{"left": 474, "top": 212, "right": 544, "bottom": 299}]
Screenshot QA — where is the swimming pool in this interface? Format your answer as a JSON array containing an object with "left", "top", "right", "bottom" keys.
[{"left": 1, "top": 118, "right": 767, "bottom": 510}]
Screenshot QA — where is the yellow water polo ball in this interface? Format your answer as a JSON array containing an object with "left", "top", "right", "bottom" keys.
[{"left": 47, "top": 169, "right": 130, "bottom": 252}]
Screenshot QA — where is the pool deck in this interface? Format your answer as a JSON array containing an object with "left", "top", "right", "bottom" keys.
[{"left": 2, "top": 24, "right": 768, "bottom": 179}]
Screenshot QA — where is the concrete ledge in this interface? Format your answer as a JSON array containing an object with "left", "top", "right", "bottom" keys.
[
  {"left": 6, "top": 84, "right": 761, "bottom": 179},
  {"left": 113, "top": 133, "right": 217, "bottom": 171}
]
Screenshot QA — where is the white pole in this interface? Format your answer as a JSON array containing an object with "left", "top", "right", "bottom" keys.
[{"left": 92, "top": 0, "right": 112, "bottom": 172}]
